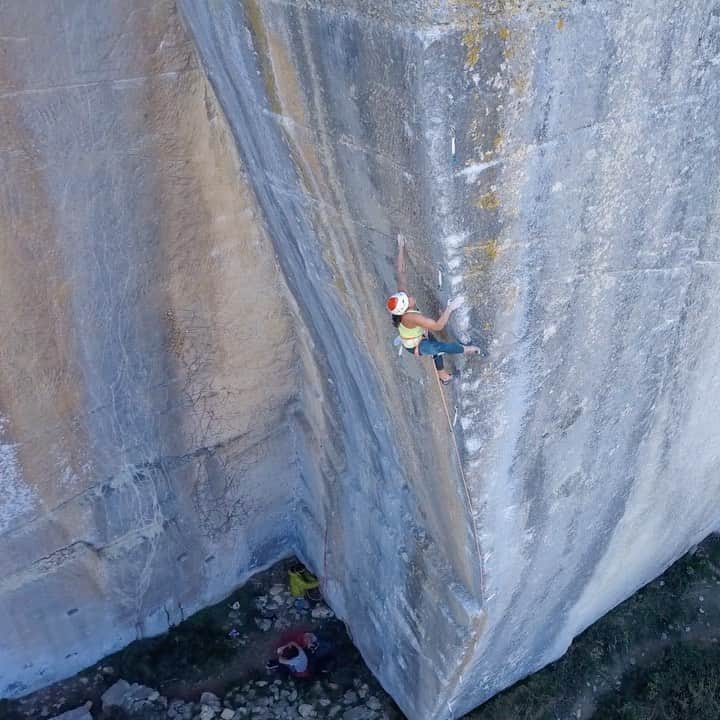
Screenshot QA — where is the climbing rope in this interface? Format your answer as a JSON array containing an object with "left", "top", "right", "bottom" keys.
[
  {"left": 319, "top": 361, "right": 486, "bottom": 602},
  {"left": 432, "top": 366, "right": 486, "bottom": 599}
]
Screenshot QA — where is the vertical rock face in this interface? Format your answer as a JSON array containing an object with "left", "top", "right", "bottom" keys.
[
  {"left": 0, "top": 0, "right": 298, "bottom": 698},
  {"left": 2, "top": 1, "right": 720, "bottom": 719},
  {"left": 432, "top": 3, "right": 720, "bottom": 715},
  {"left": 178, "top": 1, "right": 720, "bottom": 718}
]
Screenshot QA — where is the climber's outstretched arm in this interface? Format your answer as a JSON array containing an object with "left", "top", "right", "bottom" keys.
[
  {"left": 411, "top": 309, "right": 451, "bottom": 333},
  {"left": 396, "top": 234, "right": 408, "bottom": 293},
  {"left": 411, "top": 297, "right": 464, "bottom": 332}
]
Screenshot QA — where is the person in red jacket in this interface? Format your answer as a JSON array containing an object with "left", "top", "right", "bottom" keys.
[
  {"left": 266, "top": 630, "right": 313, "bottom": 678},
  {"left": 276, "top": 642, "right": 311, "bottom": 678},
  {"left": 266, "top": 631, "right": 335, "bottom": 678}
]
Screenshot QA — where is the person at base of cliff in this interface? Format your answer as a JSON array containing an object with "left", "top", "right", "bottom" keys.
[
  {"left": 275, "top": 641, "right": 312, "bottom": 678},
  {"left": 388, "top": 233, "right": 480, "bottom": 384},
  {"left": 266, "top": 631, "right": 334, "bottom": 678},
  {"left": 302, "top": 631, "right": 336, "bottom": 674}
]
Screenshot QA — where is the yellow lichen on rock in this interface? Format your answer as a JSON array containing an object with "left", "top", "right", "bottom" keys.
[
  {"left": 481, "top": 238, "right": 501, "bottom": 261},
  {"left": 464, "top": 238, "right": 502, "bottom": 265},
  {"left": 476, "top": 192, "right": 500, "bottom": 210},
  {"left": 449, "top": 0, "right": 567, "bottom": 18},
  {"left": 468, "top": 123, "right": 505, "bottom": 161},
  {"left": 512, "top": 73, "right": 530, "bottom": 95},
  {"left": 462, "top": 21, "right": 483, "bottom": 69}
]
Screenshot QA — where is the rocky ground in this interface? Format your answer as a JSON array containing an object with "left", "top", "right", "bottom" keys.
[
  {"left": 4, "top": 537, "right": 720, "bottom": 720},
  {"left": 2, "top": 559, "right": 402, "bottom": 720}
]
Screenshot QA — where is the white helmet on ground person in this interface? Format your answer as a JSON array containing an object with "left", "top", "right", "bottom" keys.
[{"left": 386, "top": 291, "right": 409, "bottom": 315}]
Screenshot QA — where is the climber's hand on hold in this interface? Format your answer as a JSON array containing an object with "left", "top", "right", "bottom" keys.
[{"left": 427, "top": 295, "right": 464, "bottom": 332}]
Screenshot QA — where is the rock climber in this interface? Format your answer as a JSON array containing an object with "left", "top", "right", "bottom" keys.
[{"left": 388, "top": 234, "right": 479, "bottom": 384}]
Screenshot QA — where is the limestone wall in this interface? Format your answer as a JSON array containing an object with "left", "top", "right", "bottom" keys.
[
  {"left": 0, "top": 0, "right": 299, "bottom": 697},
  {"left": 178, "top": 1, "right": 720, "bottom": 718},
  {"left": 2, "top": 0, "right": 720, "bottom": 718}
]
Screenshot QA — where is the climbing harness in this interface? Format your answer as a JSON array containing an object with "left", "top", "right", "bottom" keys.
[{"left": 397, "top": 309, "right": 425, "bottom": 349}]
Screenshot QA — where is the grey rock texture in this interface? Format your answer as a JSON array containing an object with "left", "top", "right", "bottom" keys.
[
  {"left": 101, "top": 679, "right": 165, "bottom": 713},
  {"left": 0, "top": 0, "right": 298, "bottom": 700},
  {"left": 177, "top": 0, "right": 720, "bottom": 718},
  {"left": 1, "top": 0, "right": 720, "bottom": 719},
  {"left": 48, "top": 703, "right": 93, "bottom": 720}
]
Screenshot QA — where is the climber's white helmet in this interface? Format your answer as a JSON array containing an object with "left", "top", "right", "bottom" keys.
[{"left": 386, "top": 292, "right": 410, "bottom": 315}]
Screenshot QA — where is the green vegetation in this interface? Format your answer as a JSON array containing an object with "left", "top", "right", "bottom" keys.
[
  {"left": 594, "top": 643, "right": 720, "bottom": 720},
  {"left": 467, "top": 536, "right": 720, "bottom": 719}
]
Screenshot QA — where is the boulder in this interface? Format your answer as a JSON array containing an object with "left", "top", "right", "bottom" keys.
[
  {"left": 366, "top": 697, "right": 382, "bottom": 711},
  {"left": 200, "top": 692, "right": 221, "bottom": 708},
  {"left": 101, "top": 679, "right": 132, "bottom": 708},
  {"left": 48, "top": 702, "right": 92, "bottom": 720},
  {"left": 101, "top": 679, "right": 166, "bottom": 714},
  {"left": 342, "top": 708, "right": 376, "bottom": 720},
  {"left": 342, "top": 691, "right": 358, "bottom": 705},
  {"left": 310, "top": 605, "right": 334, "bottom": 619}
]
